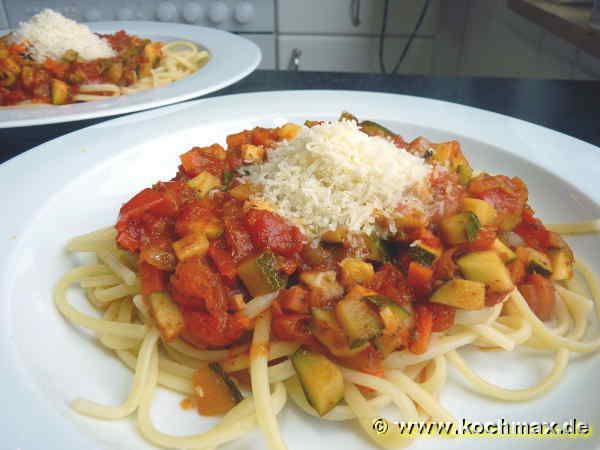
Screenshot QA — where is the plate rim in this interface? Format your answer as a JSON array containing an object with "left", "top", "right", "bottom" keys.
[
  {"left": 0, "top": 21, "right": 261, "bottom": 128},
  {"left": 1, "top": 89, "right": 599, "bottom": 450}
]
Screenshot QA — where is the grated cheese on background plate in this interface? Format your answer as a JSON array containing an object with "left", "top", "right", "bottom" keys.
[
  {"left": 12, "top": 9, "right": 116, "bottom": 62},
  {"left": 243, "top": 120, "right": 431, "bottom": 238}
]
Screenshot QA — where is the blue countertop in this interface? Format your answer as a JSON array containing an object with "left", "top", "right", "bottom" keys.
[{"left": 1, "top": 70, "right": 599, "bottom": 164}]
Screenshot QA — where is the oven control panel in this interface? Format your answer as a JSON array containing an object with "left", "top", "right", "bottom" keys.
[{"left": 2, "top": 0, "right": 274, "bottom": 32}]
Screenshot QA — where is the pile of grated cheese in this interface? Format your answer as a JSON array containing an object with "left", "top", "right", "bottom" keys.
[
  {"left": 243, "top": 120, "right": 432, "bottom": 238},
  {"left": 12, "top": 9, "right": 116, "bottom": 62}
]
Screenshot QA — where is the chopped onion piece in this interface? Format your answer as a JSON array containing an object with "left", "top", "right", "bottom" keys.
[{"left": 241, "top": 291, "right": 280, "bottom": 319}]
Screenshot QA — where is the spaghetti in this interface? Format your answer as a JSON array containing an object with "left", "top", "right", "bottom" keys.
[{"left": 54, "top": 116, "right": 600, "bottom": 449}]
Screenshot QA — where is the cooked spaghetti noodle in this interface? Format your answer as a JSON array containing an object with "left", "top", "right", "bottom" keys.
[{"left": 55, "top": 116, "right": 600, "bottom": 449}]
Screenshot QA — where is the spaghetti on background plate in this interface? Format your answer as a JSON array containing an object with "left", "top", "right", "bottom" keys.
[
  {"left": 55, "top": 113, "right": 600, "bottom": 449},
  {"left": 0, "top": 9, "right": 208, "bottom": 106}
]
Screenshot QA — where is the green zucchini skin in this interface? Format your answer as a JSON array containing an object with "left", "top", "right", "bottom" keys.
[
  {"left": 208, "top": 362, "right": 244, "bottom": 404},
  {"left": 291, "top": 348, "right": 344, "bottom": 416}
]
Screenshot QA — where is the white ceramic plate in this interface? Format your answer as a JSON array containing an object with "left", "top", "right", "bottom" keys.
[
  {"left": 1, "top": 91, "right": 599, "bottom": 450},
  {"left": 0, "top": 21, "right": 260, "bottom": 128}
]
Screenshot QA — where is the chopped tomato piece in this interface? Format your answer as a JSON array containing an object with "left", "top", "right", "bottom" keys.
[
  {"left": 118, "top": 188, "right": 178, "bottom": 225},
  {"left": 245, "top": 209, "right": 305, "bottom": 256},
  {"left": 277, "top": 286, "right": 309, "bottom": 314},
  {"left": 170, "top": 257, "right": 228, "bottom": 316},
  {"left": 251, "top": 127, "right": 278, "bottom": 146},
  {"left": 366, "top": 263, "right": 413, "bottom": 305},
  {"left": 271, "top": 314, "right": 313, "bottom": 345},
  {"left": 418, "top": 228, "right": 443, "bottom": 250},
  {"left": 116, "top": 218, "right": 143, "bottom": 252},
  {"left": 208, "top": 239, "right": 237, "bottom": 284},
  {"left": 408, "top": 136, "right": 432, "bottom": 155},
  {"left": 426, "top": 302, "right": 455, "bottom": 332},
  {"left": 138, "top": 261, "right": 167, "bottom": 295},
  {"left": 468, "top": 174, "right": 528, "bottom": 230},
  {"left": 513, "top": 206, "right": 551, "bottom": 251},
  {"left": 461, "top": 225, "right": 497, "bottom": 252},
  {"left": 408, "top": 304, "right": 433, "bottom": 354},
  {"left": 519, "top": 273, "right": 555, "bottom": 321},
  {"left": 407, "top": 261, "right": 433, "bottom": 299},
  {"left": 276, "top": 254, "right": 301, "bottom": 275},
  {"left": 226, "top": 130, "right": 252, "bottom": 151},
  {"left": 507, "top": 258, "right": 526, "bottom": 285},
  {"left": 115, "top": 188, "right": 178, "bottom": 252},
  {"left": 179, "top": 145, "right": 225, "bottom": 178},
  {"left": 43, "top": 58, "right": 70, "bottom": 78},
  {"left": 170, "top": 286, "right": 205, "bottom": 310},
  {"left": 223, "top": 215, "right": 255, "bottom": 263},
  {"left": 183, "top": 311, "right": 246, "bottom": 348},
  {"left": 433, "top": 248, "right": 459, "bottom": 282},
  {"left": 338, "top": 346, "right": 384, "bottom": 377}
]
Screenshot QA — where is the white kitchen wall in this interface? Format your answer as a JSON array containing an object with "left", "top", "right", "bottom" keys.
[
  {"left": 276, "top": 0, "right": 600, "bottom": 80},
  {"left": 277, "top": 0, "right": 437, "bottom": 73},
  {"left": 452, "top": 0, "right": 600, "bottom": 80}
]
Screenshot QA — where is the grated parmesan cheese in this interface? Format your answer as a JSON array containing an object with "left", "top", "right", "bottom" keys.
[
  {"left": 12, "top": 9, "right": 116, "bottom": 62},
  {"left": 243, "top": 120, "right": 431, "bottom": 238}
]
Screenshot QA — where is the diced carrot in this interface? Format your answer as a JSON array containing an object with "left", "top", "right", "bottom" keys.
[
  {"left": 408, "top": 304, "right": 433, "bottom": 354},
  {"left": 407, "top": 261, "right": 433, "bottom": 298}
]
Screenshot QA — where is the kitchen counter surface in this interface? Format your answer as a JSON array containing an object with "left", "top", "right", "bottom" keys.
[{"left": 1, "top": 70, "right": 599, "bottom": 164}]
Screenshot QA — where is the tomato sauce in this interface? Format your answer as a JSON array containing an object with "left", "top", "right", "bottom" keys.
[{"left": 113, "top": 119, "right": 571, "bottom": 372}]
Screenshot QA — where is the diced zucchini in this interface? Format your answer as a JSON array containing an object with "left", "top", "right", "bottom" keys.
[
  {"left": 208, "top": 362, "right": 244, "bottom": 402},
  {"left": 62, "top": 49, "right": 78, "bottom": 62},
  {"left": 229, "top": 183, "right": 253, "bottom": 201},
  {"left": 276, "top": 122, "right": 301, "bottom": 141},
  {"left": 457, "top": 163, "right": 473, "bottom": 186},
  {"left": 148, "top": 291, "right": 184, "bottom": 341},
  {"left": 21, "top": 65, "right": 34, "bottom": 88},
  {"left": 50, "top": 79, "right": 69, "bottom": 105},
  {"left": 137, "top": 62, "right": 152, "bottom": 78},
  {"left": 521, "top": 247, "right": 553, "bottom": 277},
  {"left": 300, "top": 270, "right": 343, "bottom": 301},
  {"left": 366, "top": 295, "right": 412, "bottom": 356},
  {"left": 360, "top": 120, "right": 396, "bottom": 139},
  {"left": 172, "top": 233, "right": 209, "bottom": 260},
  {"left": 339, "top": 258, "right": 374, "bottom": 284},
  {"left": 321, "top": 227, "right": 347, "bottom": 244},
  {"left": 408, "top": 240, "right": 442, "bottom": 266},
  {"left": 187, "top": 171, "right": 222, "bottom": 197},
  {"left": 0, "top": 68, "right": 15, "bottom": 86},
  {"left": 549, "top": 247, "right": 574, "bottom": 281},
  {"left": 335, "top": 286, "right": 383, "bottom": 348},
  {"left": 492, "top": 238, "right": 516, "bottom": 263},
  {"left": 462, "top": 197, "right": 497, "bottom": 226},
  {"left": 240, "top": 144, "right": 265, "bottom": 164},
  {"left": 339, "top": 111, "right": 358, "bottom": 122},
  {"left": 291, "top": 348, "right": 344, "bottom": 416},
  {"left": 238, "top": 251, "right": 288, "bottom": 297},
  {"left": 3, "top": 56, "right": 20, "bottom": 74},
  {"left": 310, "top": 308, "right": 367, "bottom": 357},
  {"left": 363, "top": 233, "right": 390, "bottom": 262},
  {"left": 183, "top": 216, "right": 223, "bottom": 239},
  {"left": 193, "top": 362, "right": 243, "bottom": 416},
  {"left": 431, "top": 141, "right": 473, "bottom": 185},
  {"left": 144, "top": 42, "right": 163, "bottom": 66},
  {"left": 105, "top": 62, "right": 123, "bottom": 83},
  {"left": 430, "top": 279, "right": 485, "bottom": 310},
  {"left": 457, "top": 250, "right": 514, "bottom": 293},
  {"left": 439, "top": 212, "right": 481, "bottom": 245},
  {"left": 430, "top": 141, "right": 455, "bottom": 165}
]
